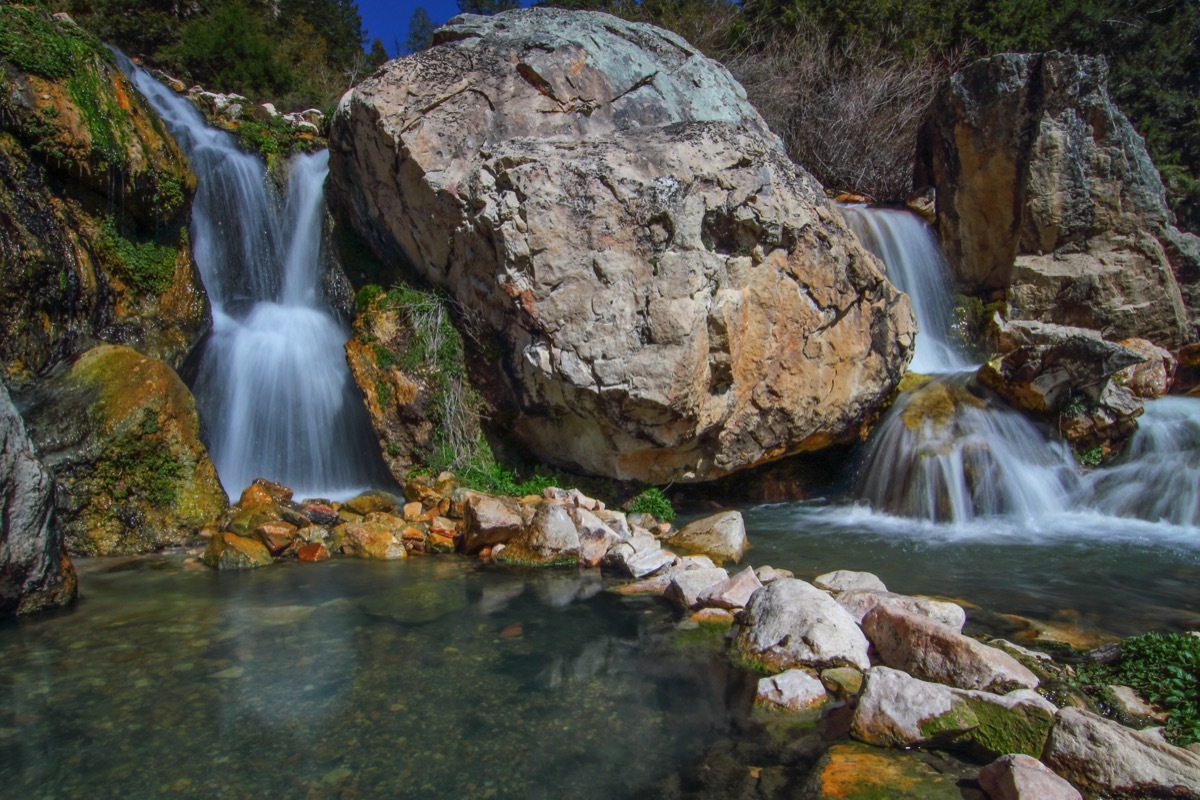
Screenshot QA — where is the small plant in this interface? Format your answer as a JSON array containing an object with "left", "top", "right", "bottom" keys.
[
  {"left": 1077, "top": 631, "right": 1200, "bottom": 746},
  {"left": 1074, "top": 446, "right": 1103, "bottom": 467},
  {"left": 95, "top": 217, "right": 179, "bottom": 295},
  {"left": 626, "top": 487, "right": 676, "bottom": 521}
]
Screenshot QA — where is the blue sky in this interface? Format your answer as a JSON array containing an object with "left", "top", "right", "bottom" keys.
[{"left": 357, "top": 0, "right": 481, "bottom": 56}]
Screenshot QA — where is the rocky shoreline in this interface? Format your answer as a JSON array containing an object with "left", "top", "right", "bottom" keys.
[{"left": 191, "top": 474, "right": 1200, "bottom": 800}]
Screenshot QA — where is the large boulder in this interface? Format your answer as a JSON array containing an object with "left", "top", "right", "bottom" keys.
[
  {"left": 862, "top": 604, "right": 1039, "bottom": 693},
  {"left": 329, "top": 8, "right": 915, "bottom": 483},
  {"left": 0, "top": 7, "right": 208, "bottom": 388},
  {"left": 1042, "top": 708, "right": 1200, "bottom": 799},
  {"left": 731, "top": 577, "right": 870, "bottom": 672},
  {"left": 666, "top": 510, "right": 748, "bottom": 564},
  {"left": 850, "top": 667, "right": 1057, "bottom": 760},
  {"left": 979, "top": 754, "right": 1082, "bottom": 800},
  {"left": 1, "top": 381, "right": 77, "bottom": 617},
  {"left": 920, "top": 52, "right": 1195, "bottom": 348},
  {"left": 20, "top": 345, "right": 228, "bottom": 556}
]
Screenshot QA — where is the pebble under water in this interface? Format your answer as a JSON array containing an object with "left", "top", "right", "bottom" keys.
[{"left": 0, "top": 557, "right": 773, "bottom": 800}]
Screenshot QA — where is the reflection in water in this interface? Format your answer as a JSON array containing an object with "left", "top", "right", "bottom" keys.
[{"left": 0, "top": 558, "right": 747, "bottom": 799}]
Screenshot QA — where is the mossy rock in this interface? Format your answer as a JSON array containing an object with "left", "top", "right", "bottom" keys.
[
  {"left": 0, "top": 7, "right": 205, "bottom": 387},
  {"left": 899, "top": 375, "right": 986, "bottom": 433},
  {"left": 804, "top": 742, "right": 965, "bottom": 800},
  {"left": 202, "top": 532, "right": 272, "bottom": 570},
  {"left": 22, "top": 345, "right": 228, "bottom": 556}
]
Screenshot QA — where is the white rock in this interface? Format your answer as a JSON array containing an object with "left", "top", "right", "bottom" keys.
[
  {"left": 732, "top": 578, "right": 870, "bottom": 672},
  {"left": 756, "top": 669, "right": 827, "bottom": 712},
  {"left": 814, "top": 569, "right": 887, "bottom": 593},
  {"left": 978, "top": 754, "right": 1082, "bottom": 800},
  {"left": 667, "top": 510, "right": 747, "bottom": 563},
  {"left": 837, "top": 589, "right": 966, "bottom": 632},
  {"left": 666, "top": 567, "right": 730, "bottom": 609},
  {"left": 697, "top": 566, "right": 763, "bottom": 610}
]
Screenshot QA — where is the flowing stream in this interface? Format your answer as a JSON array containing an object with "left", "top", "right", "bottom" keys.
[{"left": 115, "top": 53, "right": 386, "bottom": 499}]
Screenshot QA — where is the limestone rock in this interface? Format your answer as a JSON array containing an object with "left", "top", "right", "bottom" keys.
[
  {"left": 666, "top": 511, "right": 748, "bottom": 564},
  {"left": 862, "top": 604, "right": 1039, "bottom": 693},
  {"left": 493, "top": 503, "right": 580, "bottom": 566},
  {"left": 569, "top": 507, "right": 622, "bottom": 568},
  {"left": 1, "top": 381, "right": 77, "bottom": 617},
  {"left": 1043, "top": 708, "right": 1200, "bottom": 799},
  {"left": 21, "top": 346, "right": 227, "bottom": 556},
  {"left": 202, "top": 532, "right": 273, "bottom": 570},
  {"left": 329, "top": 8, "right": 915, "bottom": 483},
  {"left": 340, "top": 521, "right": 406, "bottom": 560},
  {"left": 462, "top": 493, "right": 523, "bottom": 554},
  {"left": 837, "top": 589, "right": 966, "bottom": 632},
  {"left": 851, "top": 667, "right": 1056, "bottom": 760},
  {"left": 921, "top": 52, "right": 1192, "bottom": 348},
  {"left": 979, "top": 754, "right": 1082, "bottom": 800},
  {"left": 814, "top": 569, "right": 886, "bottom": 593},
  {"left": 666, "top": 566, "right": 729, "bottom": 610},
  {"left": 1115, "top": 338, "right": 1176, "bottom": 399},
  {"left": 755, "top": 669, "right": 827, "bottom": 712},
  {"left": 732, "top": 577, "right": 870, "bottom": 672},
  {"left": 697, "top": 565, "right": 763, "bottom": 610},
  {"left": 0, "top": 11, "right": 206, "bottom": 388}
]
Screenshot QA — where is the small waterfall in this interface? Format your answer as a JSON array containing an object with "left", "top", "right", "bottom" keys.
[
  {"left": 115, "top": 52, "right": 387, "bottom": 498},
  {"left": 845, "top": 206, "right": 1078, "bottom": 523},
  {"left": 1084, "top": 397, "right": 1200, "bottom": 526},
  {"left": 840, "top": 206, "right": 968, "bottom": 373}
]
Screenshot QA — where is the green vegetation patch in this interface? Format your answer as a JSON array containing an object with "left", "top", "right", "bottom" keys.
[
  {"left": 95, "top": 217, "right": 179, "bottom": 295},
  {"left": 1077, "top": 631, "right": 1200, "bottom": 746},
  {"left": 0, "top": 4, "right": 100, "bottom": 80},
  {"left": 626, "top": 487, "right": 676, "bottom": 521}
]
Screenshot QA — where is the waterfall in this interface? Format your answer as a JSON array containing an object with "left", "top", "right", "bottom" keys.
[
  {"left": 843, "top": 206, "right": 1079, "bottom": 524},
  {"left": 115, "top": 52, "right": 387, "bottom": 499},
  {"left": 840, "top": 206, "right": 968, "bottom": 374}
]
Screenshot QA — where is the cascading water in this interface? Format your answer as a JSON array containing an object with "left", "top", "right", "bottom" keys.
[
  {"left": 840, "top": 205, "right": 1079, "bottom": 524},
  {"left": 115, "top": 52, "right": 387, "bottom": 498}
]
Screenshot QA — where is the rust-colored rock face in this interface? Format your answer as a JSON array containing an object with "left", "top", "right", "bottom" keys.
[
  {"left": 921, "top": 52, "right": 1196, "bottom": 349},
  {"left": 329, "top": 8, "right": 914, "bottom": 482}
]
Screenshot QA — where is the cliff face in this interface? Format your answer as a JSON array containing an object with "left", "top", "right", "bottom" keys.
[
  {"left": 329, "top": 9, "right": 915, "bottom": 483},
  {"left": 0, "top": 6, "right": 209, "bottom": 389}
]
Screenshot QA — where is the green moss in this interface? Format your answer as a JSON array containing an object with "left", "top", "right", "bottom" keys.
[
  {"left": 670, "top": 620, "right": 730, "bottom": 654},
  {"left": 916, "top": 700, "right": 978, "bottom": 742},
  {"left": 97, "top": 410, "right": 184, "bottom": 507},
  {"left": 0, "top": 5, "right": 100, "bottom": 80},
  {"left": 373, "top": 343, "right": 396, "bottom": 370},
  {"left": 375, "top": 379, "right": 392, "bottom": 409},
  {"left": 95, "top": 216, "right": 179, "bottom": 295},
  {"left": 65, "top": 57, "right": 128, "bottom": 171},
  {"left": 354, "top": 283, "right": 383, "bottom": 313},
  {"left": 961, "top": 695, "right": 1054, "bottom": 758}
]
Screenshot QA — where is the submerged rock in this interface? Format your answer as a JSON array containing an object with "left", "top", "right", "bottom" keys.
[
  {"left": 21, "top": 345, "right": 227, "bottom": 556},
  {"left": 921, "top": 51, "right": 1195, "bottom": 348},
  {"left": 1, "top": 381, "right": 77, "bottom": 617},
  {"left": 202, "top": 532, "right": 273, "bottom": 570},
  {"left": 803, "top": 741, "right": 966, "bottom": 800},
  {"left": 732, "top": 577, "right": 870, "bottom": 672},
  {"left": 329, "top": 7, "right": 915, "bottom": 483},
  {"left": 359, "top": 580, "right": 469, "bottom": 624},
  {"left": 755, "top": 669, "right": 827, "bottom": 712}
]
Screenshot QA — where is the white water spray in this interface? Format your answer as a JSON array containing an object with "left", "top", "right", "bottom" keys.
[{"left": 115, "top": 52, "right": 386, "bottom": 498}]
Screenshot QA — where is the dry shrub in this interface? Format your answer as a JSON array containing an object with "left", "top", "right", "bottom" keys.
[{"left": 725, "top": 30, "right": 953, "bottom": 201}]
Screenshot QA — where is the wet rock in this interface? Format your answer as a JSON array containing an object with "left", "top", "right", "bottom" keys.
[
  {"left": 755, "top": 669, "right": 827, "bottom": 712},
  {"left": 691, "top": 608, "right": 734, "bottom": 625},
  {"left": 21, "top": 345, "right": 227, "bottom": 556},
  {"left": 202, "top": 533, "right": 273, "bottom": 570},
  {"left": 820, "top": 667, "right": 864, "bottom": 699},
  {"left": 1043, "top": 708, "right": 1200, "bottom": 799},
  {"left": 837, "top": 588, "right": 966, "bottom": 632},
  {"left": 251, "top": 521, "right": 297, "bottom": 556},
  {"left": 979, "top": 754, "right": 1082, "bottom": 800},
  {"left": 851, "top": 667, "right": 1056, "bottom": 759},
  {"left": 804, "top": 741, "right": 966, "bottom": 800},
  {"left": 402, "top": 501, "right": 424, "bottom": 522},
  {"left": 342, "top": 492, "right": 398, "bottom": 516},
  {"left": 239, "top": 484, "right": 275, "bottom": 507},
  {"left": 493, "top": 503, "right": 579, "bottom": 566},
  {"left": 863, "top": 604, "right": 1039, "bottom": 692},
  {"left": 665, "top": 567, "right": 729, "bottom": 610},
  {"left": 814, "top": 569, "right": 886, "bottom": 593},
  {"left": 696, "top": 565, "right": 762, "bottom": 610},
  {"left": 921, "top": 51, "right": 1192, "bottom": 347},
  {"left": 296, "top": 542, "right": 330, "bottom": 562},
  {"left": 340, "top": 521, "right": 406, "bottom": 560},
  {"left": 329, "top": 8, "right": 915, "bottom": 484},
  {"left": 299, "top": 502, "right": 338, "bottom": 526},
  {"left": 755, "top": 565, "right": 794, "bottom": 583},
  {"left": 0, "top": 12, "right": 205, "bottom": 388},
  {"left": 1108, "top": 684, "right": 1168, "bottom": 722},
  {"left": 462, "top": 493, "right": 524, "bottom": 554},
  {"left": 0, "top": 381, "right": 77, "bottom": 617},
  {"left": 568, "top": 506, "right": 622, "bottom": 568},
  {"left": 666, "top": 511, "right": 748, "bottom": 564},
  {"left": 732, "top": 577, "right": 870, "bottom": 672},
  {"left": 1115, "top": 338, "right": 1176, "bottom": 399}
]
